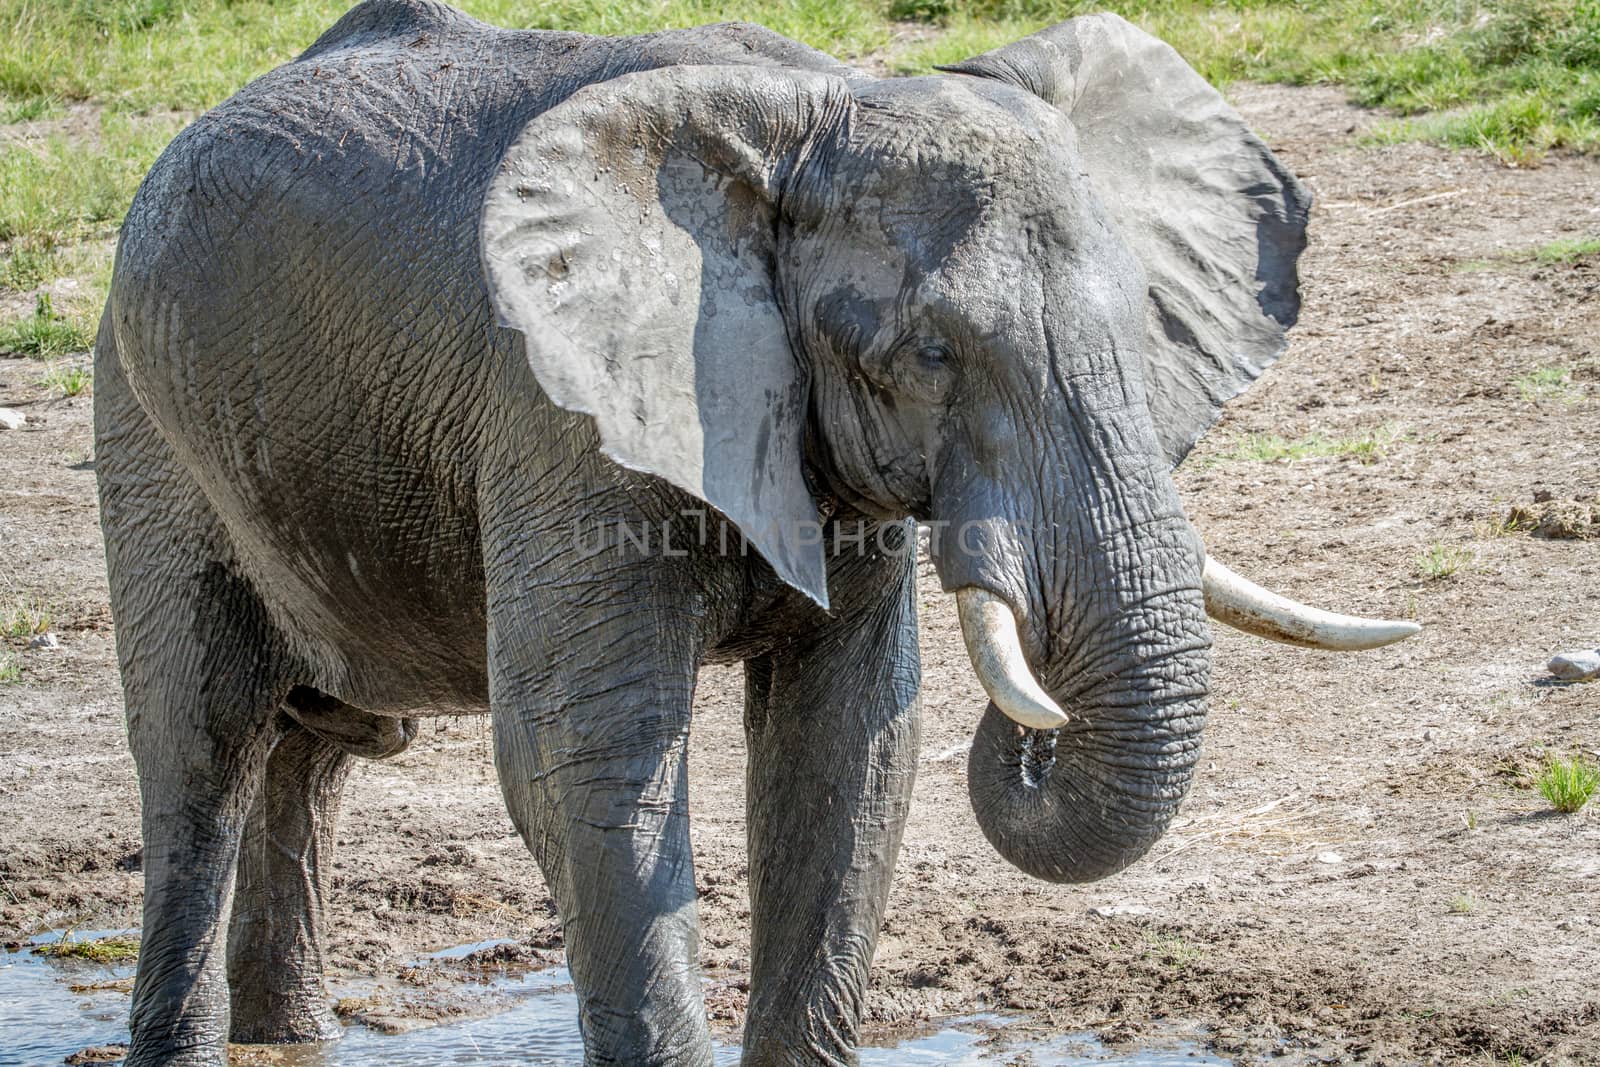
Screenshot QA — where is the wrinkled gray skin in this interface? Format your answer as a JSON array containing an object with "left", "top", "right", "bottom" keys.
[{"left": 96, "top": 1, "right": 1308, "bottom": 1064}]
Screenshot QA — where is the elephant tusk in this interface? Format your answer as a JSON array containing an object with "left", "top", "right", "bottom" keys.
[
  {"left": 1202, "top": 556, "right": 1420, "bottom": 651},
  {"left": 955, "top": 588, "right": 1069, "bottom": 730}
]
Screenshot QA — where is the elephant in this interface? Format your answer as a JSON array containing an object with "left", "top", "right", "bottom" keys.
[{"left": 94, "top": 1, "right": 1418, "bottom": 1064}]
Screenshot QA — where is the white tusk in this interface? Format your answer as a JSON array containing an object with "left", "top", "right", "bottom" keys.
[
  {"left": 955, "top": 588, "right": 1069, "bottom": 730},
  {"left": 1202, "top": 556, "right": 1420, "bottom": 651}
]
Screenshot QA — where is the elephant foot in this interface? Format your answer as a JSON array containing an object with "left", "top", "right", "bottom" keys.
[
  {"left": 124, "top": 1040, "right": 229, "bottom": 1067},
  {"left": 228, "top": 993, "right": 343, "bottom": 1045}
]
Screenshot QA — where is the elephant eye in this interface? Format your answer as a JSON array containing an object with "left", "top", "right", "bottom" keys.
[{"left": 916, "top": 344, "right": 952, "bottom": 371}]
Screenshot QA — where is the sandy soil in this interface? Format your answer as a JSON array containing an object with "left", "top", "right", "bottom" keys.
[{"left": 2, "top": 84, "right": 1598, "bottom": 1065}]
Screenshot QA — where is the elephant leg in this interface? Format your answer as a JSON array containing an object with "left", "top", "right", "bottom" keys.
[
  {"left": 114, "top": 567, "right": 284, "bottom": 1067},
  {"left": 741, "top": 541, "right": 922, "bottom": 1067},
  {"left": 97, "top": 354, "right": 288, "bottom": 1067},
  {"left": 226, "top": 713, "right": 353, "bottom": 1044},
  {"left": 487, "top": 562, "right": 713, "bottom": 1066}
]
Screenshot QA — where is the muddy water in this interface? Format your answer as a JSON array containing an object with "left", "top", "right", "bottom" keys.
[{"left": 5, "top": 933, "right": 1225, "bottom": 1066}]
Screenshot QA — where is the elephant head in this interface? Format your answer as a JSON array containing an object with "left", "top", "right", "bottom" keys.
[{"left": 481, "top": 15, "right": 1416, "bottom": 883}]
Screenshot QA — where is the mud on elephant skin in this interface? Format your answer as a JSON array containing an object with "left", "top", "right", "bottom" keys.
[{"left": 95, "top": 1, "right": 1416, "bottom": 1064}]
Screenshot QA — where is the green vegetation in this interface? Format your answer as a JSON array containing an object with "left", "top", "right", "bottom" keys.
[
  {"left": 35, "top": 932, "right": 141, "bottom": 963},
  {"left": 1, "top": 1, "right": 1596, "bottom": 361},
  {"left": 1536, "top": 755, "right": 1600, "bottom": 813},
  {"left": 1448, "top": 892, "right": 1478, "bottom": 914},
  {"left": 1460, "top": 234, "right": 1600, "bottom": 272},
  {"left": 1143, "top": 930, "right": 1203, "bottom": 969},
  {"left": 1415, "top": 541, "right": 1471, "bottom": 580},
  {"left": 1209, "top": 425, "right": 1399, "bottom": 466},
  {"left": 0, "top": 292, "right": 95, "bottom": 358},
  {"left": 1533, "top": 235, "right": 1600, "bottom": 263},
  {"left": 0, "top": 0, "right": 893, "bottom": 113},
  {"left": 1514, "top": 365, "right": 1581, "bottom": 402},
  {"left": 39, "top": 361, "right": 93, "bottom": 396},
  {"left": 1, "top": 599, "right": 53, "bottom": 638},
  {"left": 0, "top": 653, "right": 19, "bottom": 683},
  {"left": 1474, "top": 509, "right": 1533, "bottom": 539},
  {"left": 899, "top": 1, "right": 1600, "bottom": 162}
]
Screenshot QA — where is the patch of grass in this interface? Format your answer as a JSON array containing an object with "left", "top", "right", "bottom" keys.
[
  {"left": 0, "top": 110, "right": 186, "bottom": 246},
  {"left": 2, "top": 239, "right": 66, "bottom": 291},
  {"left": 1143, "top": 931, "right": 1203, "bottom": 969},
  {"left": 1534, "top": 235, "right": 1600, "bottom": 263},
  {"left": 1473, "top": 510, "right": 1534, "bottom": 539},
  {"left": 0, "top": 95, "right": 60, "bottom": 123},
  {"left": 72, "top": 0, "right": 187, "bottom": 35},
  {"left": 39, "top": 361, "right": 92, "bottom": 397},
  {"left": 0, "top": 292, "right": 94, "bottom": 358},
  {"left": 0, "top": 0, "right": 894, "bottom": 115},
  {"left": 1, "top": 599, "right": 53, "bottom": 638},
  {"left": 1455, "top": 235, "right": 1600, "bottom": 273},
  {"left": 35, "top": 932, "right": 141, "bottom": 963},
  {"left": 0, "top": 653, "right": 19, "bottom": 683},
  {"left": 1536, "top": 756, "right": 1600, "bottom": 813},
  {"left": 895, "top": 1, "right": 1600, "bottom": 160},
  {"left": 1448, "top": 892, "right": 1478, "bottom": 914},
  {"left": 1415, "top": 542, "right": 1472, "bottom": 580},
  {"left": 1514, "top": 365, "right": 1580, "bottom": 402},
  {"left": 1210, "top": 425, "right": 1399, "bottom": 466}
]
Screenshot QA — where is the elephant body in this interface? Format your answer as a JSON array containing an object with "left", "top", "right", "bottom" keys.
[
  {"left": 103, "top": 4, "right": 858, "bottom": 715},
  {"left": 97, "top": 2, "right": 1319, "bottom": 1064}
]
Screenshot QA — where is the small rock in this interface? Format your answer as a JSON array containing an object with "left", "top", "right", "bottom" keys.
[
  {"left": 65, "top": 1047, "right": 127, "bottom": 1066},
  {"left": 28, "top": 632, "right": 60, "bottom": 650},
  {"left": 1088, "top": 903, "right": 1152, "bottom": 918},
  {"left": 1316, "top": 851, "right": 1343, "bottom": 864},
  {"left": 0, "top": 408, "right": 24, "bottom": 431},
  {"left": 1549, "top": 649, "right": 1600, "bottom": 681},
  {"left": 1510, "top": 498, "right": 1600, "bottom": 540}
]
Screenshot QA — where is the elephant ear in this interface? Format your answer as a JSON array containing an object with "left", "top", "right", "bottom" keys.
[
  {"left": 481, "top": 66, "right": 851, "bottom": 608},
  {"left": 939, "top": 14, "right": 1311, "bottom": 465}
]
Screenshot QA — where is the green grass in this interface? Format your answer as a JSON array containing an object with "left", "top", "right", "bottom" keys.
[
  {"left": 1459, "top": 235, "right": 1600, "bottom": 272},
  {"left": 1536, "top": 756, "right": 1600, "bottom": 813},
  {"left": 0, "top": 0, "right": 894, "bottom": 114},
  {"left": 1, "top": 599, "right": 53, "bottom": 638},
  {"left": 0, "top": 95, "right": 59, "bottom": 123},
  {"left": 1514, "top": 365, "right": 1580, "bottom": 402},
  {"left": 1416, "top": 541, "right": 1471, "bottom": 580},
  {"left": 1209, "top": 425, "right": 1399, "bottom": 466},
  {"left": 1448, "top": 892, "right": 1478, "bottom": 914},
  {"left": 34, "top": 932, "right": 141, "bottom": 963},
  {"left": 1143, "top": 930, "right": 1203, "bottom": 969},
  {"left": 0, "top": 292, "right": 95, "bottom": 357},
  {"left": 895, "top": 1, "right": 1600, "bottom": 160},
  {"left": 0, "top": 653, "right": 19, "bottom": 683},
  {"left": 39, "top": 361, "right": 92, "bottom": 396},
  {"left": 1534, "top": 236, "right": 1600, "bottom": 263},
  {"left": 0, "top": 110, "right": 188, "bottom": 245}
]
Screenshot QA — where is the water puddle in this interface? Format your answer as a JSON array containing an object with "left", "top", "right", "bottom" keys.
[{"left": 5, "top": 933, "right": 1226, "bottom": 1065}]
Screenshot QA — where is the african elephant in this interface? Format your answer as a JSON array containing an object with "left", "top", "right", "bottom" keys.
[{"left": 94, "top": 1, "right": 1416, "bottom": 1064}]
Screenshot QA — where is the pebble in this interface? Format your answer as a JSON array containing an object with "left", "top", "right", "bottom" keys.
[
  {"left": 1316, "top": 851, "right": 1343, "bottom": 864},
  {"left": 28, "top": 632, "right": 60, "bottom": 650},
  {"left": 1088, "top": 903, "right": 1152, "bottom": 918},
  {"left": 0, "top": 408, "right": 24, "bottom": 431},
  {"left": 1549, "top": 649, "right": 1600, "bottom": 681}
]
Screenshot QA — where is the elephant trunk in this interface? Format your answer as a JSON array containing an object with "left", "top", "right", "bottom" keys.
[{"left": 958, "top": 581, "right": 1210, "bottom": 882}]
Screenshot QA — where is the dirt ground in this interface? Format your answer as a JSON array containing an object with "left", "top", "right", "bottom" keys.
[{"left": 2, "top": 83, "right": 1598, "bottom": 1065}]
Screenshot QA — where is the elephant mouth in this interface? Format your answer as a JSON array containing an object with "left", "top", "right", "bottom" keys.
[{"left": 955, "top": 543, "right": 1418, "bottom": 732}]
